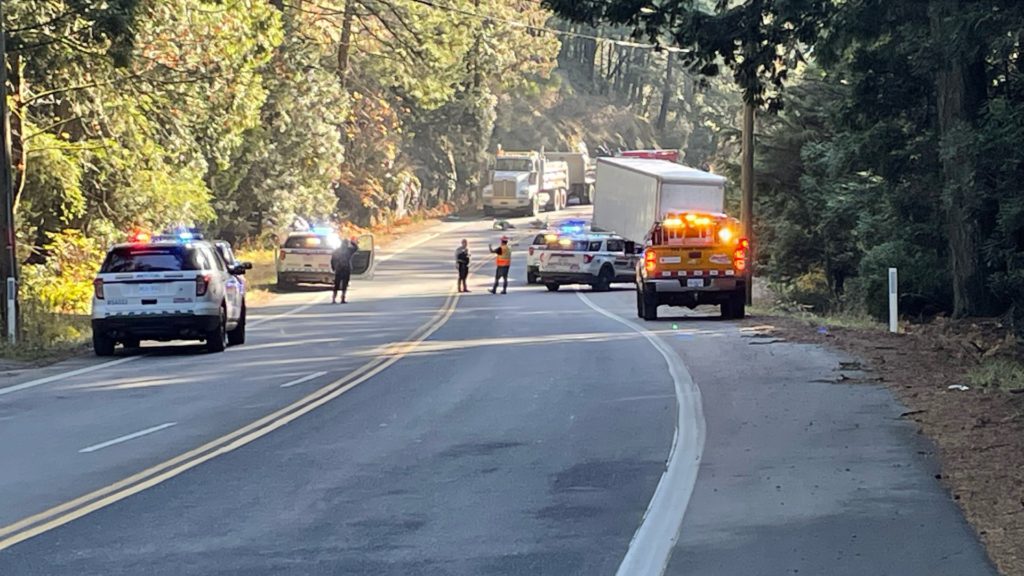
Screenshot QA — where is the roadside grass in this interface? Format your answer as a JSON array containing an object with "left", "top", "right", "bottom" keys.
[
  {"left": 967, "top": 357, "right": 1024, "bottom": 393},
  {"left": 235, "top": 247, "right": 277, "bottom": 306},
  {"left": 0, "top": 307, "right": 91, "bottom": 363},
  {"left": 748, "top": 302, "right": 884, "bottom": 331}
]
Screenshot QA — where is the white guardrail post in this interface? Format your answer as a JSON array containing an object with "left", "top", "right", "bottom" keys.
[{"left": 888, "top": 267, "right": 899, "bottom": 334}]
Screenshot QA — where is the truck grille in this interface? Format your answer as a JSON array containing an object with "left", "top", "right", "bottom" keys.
[{"left": 494, "top": 180, "right": 517, "bottom": 198}]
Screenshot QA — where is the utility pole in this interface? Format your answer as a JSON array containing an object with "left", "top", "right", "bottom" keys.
[
  {"left": 0, "top": 0, "right": 18, "bottom": 342},
  {"left": 740, "top": 101, "right": 755, "bottom": 306}
]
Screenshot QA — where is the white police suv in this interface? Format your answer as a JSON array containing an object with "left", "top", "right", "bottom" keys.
[
  {"left": 536, "top": 232, "right": 639, "bottom": 292},
  {"left": 91, "top": 232, "right": 248, "bottom": 356}
]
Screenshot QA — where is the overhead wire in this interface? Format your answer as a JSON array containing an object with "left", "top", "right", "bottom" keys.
[{"left": 399, "top": 0, "right": 686, "bottom": 52}]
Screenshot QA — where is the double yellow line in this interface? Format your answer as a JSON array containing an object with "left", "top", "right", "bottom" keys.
[{"left": 0, "top": 287, "right": 467, "bottom": 551}]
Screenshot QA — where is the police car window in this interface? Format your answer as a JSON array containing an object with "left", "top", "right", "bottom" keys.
[
  {"left": 208, "top": 247, "right": 228, "bottom": 272},
  {"left": 606, "top": 239, "right": 624, "bottom": 252},
  {"left": 285, "top": 235, "right": 326, "bottom": 248},
  {"left": 589, "top": 241, "right": 603, "bottom": 251},
  {"left": 216, "top": 243, "right": 235, "bottom": 264},
  {"left": 101, "top": 246, "right": 198, "bottom": 273},
  {"left": 194, "top": 248, "right": 213, "bottom": 270}
]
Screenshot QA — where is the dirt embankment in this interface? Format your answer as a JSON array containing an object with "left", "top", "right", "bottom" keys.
[{"left": 752, "top": 315, "right": 1024, "bottom": 575}]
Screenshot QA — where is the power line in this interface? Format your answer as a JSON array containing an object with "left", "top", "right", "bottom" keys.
[{"left": 401, "top": 0, "right": 686, "bottom": 52}]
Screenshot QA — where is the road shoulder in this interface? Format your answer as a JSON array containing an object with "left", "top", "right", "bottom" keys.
[{"left": 748, "top": 315, "right": 1021, "bottom": 576}]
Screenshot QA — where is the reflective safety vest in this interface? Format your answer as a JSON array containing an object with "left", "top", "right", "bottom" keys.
[{"left": 496, "top": 245, "right": 511, "bottom": 267}]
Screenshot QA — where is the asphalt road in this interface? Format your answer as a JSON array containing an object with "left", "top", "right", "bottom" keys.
[{"left": 0, "top": 207, "right": 999, "bottom": 575}]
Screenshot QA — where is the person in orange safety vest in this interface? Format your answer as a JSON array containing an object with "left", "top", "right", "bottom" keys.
[{"left": 488, "top": 236, "right": 511, "bottom": 294}]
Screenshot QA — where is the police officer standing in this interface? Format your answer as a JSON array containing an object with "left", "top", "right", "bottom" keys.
[
  {"left": 455, "top": 238, "right": 471, "bottom": 293},
  {"left": 488, "top": 236, "right": 511, "bottom": 294},
  {"left": 331, "top": 236, "right": 359, "bottom": 304}
]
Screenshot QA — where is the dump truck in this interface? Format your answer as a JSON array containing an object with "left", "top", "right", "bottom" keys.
[
  {"left": 544, "top": 151, "right": 596, "bottom": 205},
  {"left": 482, "top": 149, "right": 569, "bottom": 217}
]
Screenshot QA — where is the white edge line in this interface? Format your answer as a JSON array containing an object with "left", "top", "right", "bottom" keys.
[
  {"left": 79, "top": 422, "right": 178, "bottom": 454},
  {"left": 0, "top": 355, "right": 142, "bottom": 397},
  {"left": 576, "top": 292, "right": 706, "bottom": 576},
  {"left": 280, "top": 371, "right": 327, "bottom": 388}
]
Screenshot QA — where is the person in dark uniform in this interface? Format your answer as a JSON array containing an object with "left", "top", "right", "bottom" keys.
[
  {"left": 455, "top": 238, "right": 471, "bottom": 293},
  {"left": 488, "top": 236, "right": 511, "bottom": 294},
  {"left": 331, "top": 237, "right": 359, "bottom": 304}
]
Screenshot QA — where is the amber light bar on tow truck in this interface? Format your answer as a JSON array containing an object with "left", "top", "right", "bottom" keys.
[{"left": 655, "top": 212, "right": 750, "bottom": 273}]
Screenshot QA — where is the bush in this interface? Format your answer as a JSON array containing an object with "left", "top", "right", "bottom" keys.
[
  {"left": 857, "top": 241, "right": 952, "bottom": 321},
  {"left": 20, "top": 230, "right": 105, "bottom": 315}
]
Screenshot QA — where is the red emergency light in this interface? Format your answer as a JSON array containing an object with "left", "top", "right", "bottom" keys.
[{"left": 619, "top": 149, "right": 680, "bottom": 163}]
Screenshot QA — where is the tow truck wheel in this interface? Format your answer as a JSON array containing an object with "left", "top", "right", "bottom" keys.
[
  {"left": 545, "top": 283, "right": 560, "bottom": 292},
  {"left": 641, "top": 289, "right": 658, "bottom": 321},
  {"left": 636, "top": 290, "right": 644, "bottom": 318},
  {"left": 721, "top": 291, "right": 746, "bottom": 320},
  {"left": 93, "top": 333, "right": 116, "bottom": 357}
]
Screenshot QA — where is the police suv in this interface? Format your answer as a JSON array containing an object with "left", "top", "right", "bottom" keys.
[
  {"left": 275, "top": 229, "right": 375, "bottom": 289},
  {"left": 536, "top": 232, "right": 639, "bottom": 292},
  {"left": 91, "top": 232, "right": 249, "bottom": 356}
]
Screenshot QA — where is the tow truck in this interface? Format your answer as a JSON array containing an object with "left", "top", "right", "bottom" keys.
[{"left": 636, "top": 212, "right": 750, "bottom": 320}]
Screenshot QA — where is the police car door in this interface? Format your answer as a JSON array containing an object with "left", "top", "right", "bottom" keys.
[
  {"left": 605, "top": 238, "right": 635, "bottom": 281},
  {"left": 349, "top": 233, "right": 375, "bottom": 280}
]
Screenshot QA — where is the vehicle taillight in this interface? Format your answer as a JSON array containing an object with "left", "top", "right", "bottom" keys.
[
  {"left": 196, "top": 274, "right": 211, "bottom": 296},
  {"left": 528, "top": 246, "right": 535, "bottom": 256},
  {"left": 583, "top": 254, "right": 594, "bottom": 264},
  {"left": 278, "top": 249, "right": 286, "bottom": 261},
  {"left": 644, "top": 250, "right": 657, "bottom": 273},
  {"left": 93, "top": 278, "right": 104, "bottom": 300},
  {"left": 733, "top": 238, "right": 750, "bottom": 272}
]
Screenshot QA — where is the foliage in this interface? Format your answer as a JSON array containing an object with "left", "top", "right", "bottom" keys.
[{"left": 20, "top": 230, "right": 106, "bottom": 315}]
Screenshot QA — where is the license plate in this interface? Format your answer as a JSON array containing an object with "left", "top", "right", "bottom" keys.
[
  {"left": 687, "top": 279, "right": 704, "bottom": 288},
  {"left": 137, "top": 284, "right": 161, "bottom": 294}
]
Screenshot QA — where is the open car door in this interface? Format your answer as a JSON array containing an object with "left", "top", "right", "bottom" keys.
[{"left": 351, "top": 233, "right": 375, "bottom": 280}]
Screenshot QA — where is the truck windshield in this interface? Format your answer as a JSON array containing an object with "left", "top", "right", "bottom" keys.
[
  {"left": 650, "top": 222, "right": 719, "bottom": 245},
  {"left": 495, "top": 158, "right": 533, "bottom": 172}
]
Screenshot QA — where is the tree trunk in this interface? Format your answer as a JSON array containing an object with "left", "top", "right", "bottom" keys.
[
  {"left": 337, "top": 0, "right": 356, "bottom": 89},
  {"left": 656, "top": 51, "right": 675, "bottom": 131},
  {"left": 929, "top": 0, "right": 988, "bottom": 317}
]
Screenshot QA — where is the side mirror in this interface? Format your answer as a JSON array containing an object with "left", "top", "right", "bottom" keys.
[
  {"left": 229, "top": 263, "right": 247, "bottom": 275},
  {"left": 624, "top": 241, "right": 636, "bottom": 255},
  {"left": 242, "top": 261, "right": 253, "bottom": 270}
]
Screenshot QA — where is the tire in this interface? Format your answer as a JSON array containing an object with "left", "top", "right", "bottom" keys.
[
  {"left": 721, "top": 291, "right": 747, "bottom": 320},
  {"left": 93, "top": 333, "right": 115, "bottom": 357},
  {"left": 636, "top": 289, "right": 644, "bottom": 318},
  {"left": 641, "top": 288, "right": 658, "bottom": 321},
  {"left": 206, "top": 307, "right": 228, "bottom": 353},
  {"left": 584, "top": 184, "right": 594, "bottom": 205},
  {"left": 527, "top": 271, "right": 538, "bottom": 285},
  {"left": 545, "top": 283, "right": 560, "bottom": 292},
  {"left": 593, "top": 266, "right": 613, "bottom": 292},
  {"left": 227, "top": 304, "right": 246, "bottom": 346}
]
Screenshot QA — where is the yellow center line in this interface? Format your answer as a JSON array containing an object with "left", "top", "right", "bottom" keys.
[{"left": 0, "top": 245, "right": 503, "bottom": 551}]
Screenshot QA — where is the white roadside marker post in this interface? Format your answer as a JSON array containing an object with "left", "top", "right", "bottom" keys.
[{"left": 888, "top": 267, "right": 899, "bottom": 334}]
